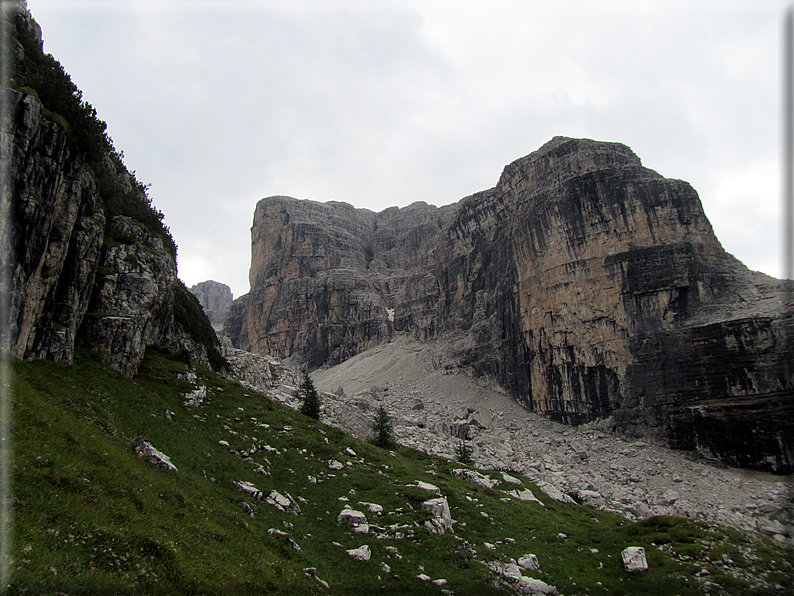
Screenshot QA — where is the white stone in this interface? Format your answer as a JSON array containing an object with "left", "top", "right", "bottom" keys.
[
  {"left": 411, "top": 481, "right": 442, "bottom": 495},
  {"left": 621, "top": 546, "right": 649, "bottom": 572},
  {"left": 358, "top": 502, "right": 384, "bottom": 515},
  {"left": 517, "top": 576, "right": 558, "bottom": 595},
  {"left": 417, "top": 573, "right": 431, "bottom": 581},
  {"left": 503, "top": 563, "right": 523, "bottom": 580},
  {"left": 537, "top": 481, "right": 575, "bottom": 504},
  {"left": 337, "top": 509, "right": 368, "bottom": 526},
  {"left": 502, "top": 472, "right": 523, "bottom": 484},
  {"left": 346, "top": 545, "right": 371, "bottom": 561},
  {"left": 507, "top": 488, "right": 545, "bottom": 505},
  {"left": 133, "top": 437, "right": 178, "bottom": 472},
  {"left": 422, "top": 497, "right": 453, "bottom": 533},
  {"left": 328, "top": 459, "right": 344, "bottom": 470},
  {"left": 518, "top": 554, "right": 540, "bottom": 571},
  {"left": 232, "top": 480, "right": 262, "bottom": 500},
  {"left": 451, "top": 469, "right": 499, "bottom": 489}
]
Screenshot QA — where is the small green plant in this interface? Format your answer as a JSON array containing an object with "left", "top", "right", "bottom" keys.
[
  {"left": 455, "top": 440, "right": 474, "bottom": 464},
  {"left": 372, "top": 406, "right": 394, "bottom": 448},
  {"left": 298, "top": 373, "right": 321, "bottom": 420}
]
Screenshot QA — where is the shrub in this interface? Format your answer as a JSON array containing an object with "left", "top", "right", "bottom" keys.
[
  {"left": 298, "top": 373, "right": 321, "bottom": 420},
  {"left": 372, "top": 406, "right": 394, "bottom": 448}
]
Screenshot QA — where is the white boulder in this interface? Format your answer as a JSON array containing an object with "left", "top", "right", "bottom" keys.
[{"left": 621, "top": 546, "right": 649, "bottom": 572}]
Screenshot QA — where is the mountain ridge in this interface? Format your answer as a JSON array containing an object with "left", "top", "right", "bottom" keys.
[{"left": 225, "top": 137, "right": 793, "bottom": 473}]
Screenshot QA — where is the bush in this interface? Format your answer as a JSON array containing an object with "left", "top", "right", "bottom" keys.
[
  {"left": 371, "top": 406, "right": 394, "bottom": 448},
  {"left": 298, "top": 373, "right": 321, "bottom": 420}
]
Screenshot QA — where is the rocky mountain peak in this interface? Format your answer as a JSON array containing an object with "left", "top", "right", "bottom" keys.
[{"left": 226, "top": 137, "right": 793, "bottom": 472}]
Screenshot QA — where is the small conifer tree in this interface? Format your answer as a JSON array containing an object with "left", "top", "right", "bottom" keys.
[
  {"left": 298, "top": 373, "right": 321, "bottom": 420},
  {"left": 455, "top": 441, "right": 474, "bottom": 465},
  {"left": 372, "top": 406, "right": 394, "bottom": 448}
]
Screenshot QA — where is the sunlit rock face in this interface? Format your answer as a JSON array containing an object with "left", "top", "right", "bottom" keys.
[{"left": 227, "top": 136, "right": 793, "bottom": 472}]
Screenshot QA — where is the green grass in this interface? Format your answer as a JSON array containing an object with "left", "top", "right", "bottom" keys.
[{"left": 8, "top": 349, "right": 793, "bottom": 594}]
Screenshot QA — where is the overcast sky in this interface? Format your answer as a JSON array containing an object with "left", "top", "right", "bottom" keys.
[{"left": 25, "top": 0, "right": 788, "bottom": 299}]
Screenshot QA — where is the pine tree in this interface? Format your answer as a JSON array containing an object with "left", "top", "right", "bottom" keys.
[
  {"left": 372, "top": 406, "right": 394, "bottom": 448},
  {"left": 298, "top": 373, "right": 321, "bottom": 420}
]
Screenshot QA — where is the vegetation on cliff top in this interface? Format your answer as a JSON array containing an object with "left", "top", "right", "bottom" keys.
[
  {"left": 10, "top": 349, "right": 792, "bottom": 595},
  {"left": 8, "top": 6, "right": 177, "bottom": 260}
]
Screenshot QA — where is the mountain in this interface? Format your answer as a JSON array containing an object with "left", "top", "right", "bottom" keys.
[
  {"left": 225, "top": 137, "right": 793, "bottom": 473},
  {"left": 2, "top": 2, "right": 224, "bottom": 375},
  {"left": 189, "top": 280, "right": 233, "bottom": 331}
]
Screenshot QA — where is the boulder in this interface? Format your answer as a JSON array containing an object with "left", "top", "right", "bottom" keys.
[
  {"left": 621, "top": 546, "right": 649, "bottom": 572},
  {"left": 518, "top": 554, "right": 540, "bottom": 571},
  {"left": 132, "top": 436, "right": 177, "bottom": 472},
  {"left": 422, "top": 497, "right": 454, "bottom": 534},
  {"left": 451, "top": 469, "right": 499, "bottom": 490},
  {"left": 346, "top": 544, "right": 371, "bottom": 562}
]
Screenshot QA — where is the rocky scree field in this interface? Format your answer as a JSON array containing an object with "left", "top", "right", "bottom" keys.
[{"left": 9, "top": 348, "right": 794, "bottom": 595}]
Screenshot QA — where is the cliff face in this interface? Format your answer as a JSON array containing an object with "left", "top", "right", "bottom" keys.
[
  {"left": 190, "top": 280, "right": 233, "bottom": 330},
  {"left": 227, "top": 137, "right": 793, "bottom": 472},
  {"left": 2, "top": 5, "right": 219, "bottom": 376}
]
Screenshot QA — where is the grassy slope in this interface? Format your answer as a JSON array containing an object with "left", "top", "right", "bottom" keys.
[{"left": 9, "top": 349, "right": 793, "bottom": 595}]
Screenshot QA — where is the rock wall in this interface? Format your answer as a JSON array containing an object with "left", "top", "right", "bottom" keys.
[
  {"left": 227, "top": 137, "right": 793, "bottom": 472},
  {"left": 190, "top": 280, "right": 233, "bottom": 330},
  {"left": 2, "top": 5, "right": 217, "bottom": 376}
]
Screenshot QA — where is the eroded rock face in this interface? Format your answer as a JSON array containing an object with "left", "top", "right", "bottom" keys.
[
  {"left": 3, "top": 54, "right": 211, "bottom": 376},
  {"left": 190, "top": 280, "right": 233, "bottom": 329},
  {"left": 227, "top": 137, "right": 793, "bottom": 472},
  {"left": 2, "top": 88, "right": 105, "bottom": 365}
]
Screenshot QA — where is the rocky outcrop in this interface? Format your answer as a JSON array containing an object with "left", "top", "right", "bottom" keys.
[
  {"left": 190, "top": 280, "right": 233, "bottom": 330},
  {"left": 228, "top": 137, "right": 793, "bottom": 472},
  {"left": 2, "top": 86, "right": 105, "bottom": 365},
  {"left": 2, "top": 5, "right": 218, "bottom": 376}
]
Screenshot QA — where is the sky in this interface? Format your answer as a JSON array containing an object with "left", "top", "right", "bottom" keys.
[{"left": 24, "top": 0, "right": 789, "bottom": 299}]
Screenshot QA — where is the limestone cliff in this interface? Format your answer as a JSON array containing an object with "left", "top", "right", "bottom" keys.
[
  {"left": 1, "top": 3, "right": 222, "bottom": 376},
  {"left": 227, "top": 137, "right": 793, "bottom": 472},
  {"left": 190, "top": 280, "right": 233, "bottom": 330}
]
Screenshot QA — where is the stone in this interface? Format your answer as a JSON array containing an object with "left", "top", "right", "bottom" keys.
[
  {"left": 328, "top": 459, "right": 344, "bottom": 470},
  {"left": 358, "top": 502, "right": 384, "bottom": 515},
  {"left": 132, "top": 436, "right": 177, "bottom": 472},
  {"left": 232, "top": 480, "right": 263, "bottom": 500},
  {"left": 501, "top": 472, "right": 522, "bottom": 484},
  {"left": 421, "top": 497, "right": 454, "bottom": 534},
  {"left": 4, "top": 76, "right": 217, "bottom": 378},
  {"left": 537, "top": 482, "right": 575, "bottom": 504},
  {"left": 451, "top": 469, "right": 499, "bottom": 490},
  {"left": 622, "top": 546, "right": 649, "bottom": 572},
  {"left": 346, "top": 545, "right": 371, "bottom": 562},
  {"left": 517, "top": 576, "right": 558, "bottom": 595},
  {"left": 518, "top": 554, "right": 540, "bottom": 571},
  {"left": 337, "top": 509, "right": 368, "bottom": 526},
  {"left": 410, "top": 481, "right": 442, "bottom": 495},
  {"left": 266, "top": 490, "right": 300, "bottom": 515},
  {"left": 757, "top": 518, "right": 789, "bottom": 537},
  {"left": 506, "top": 488, "right": 544, "bottom": 505}
]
